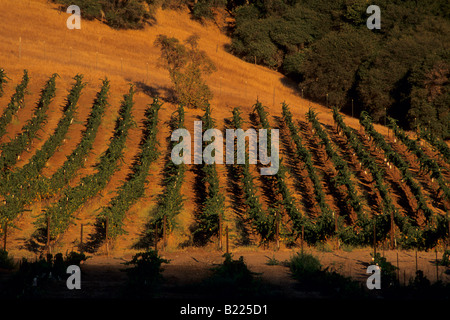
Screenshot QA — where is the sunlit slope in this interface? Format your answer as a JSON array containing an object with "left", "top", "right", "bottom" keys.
[{"left": 3, "top": 0, "right": 446, "bottom": 255}]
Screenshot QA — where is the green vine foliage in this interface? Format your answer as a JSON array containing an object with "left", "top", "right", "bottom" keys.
[
  {"left": 253, "top": 101, "right": 303, "bottom": 243},
  {"left": 44, "top": 78, "right": 110, "bottom": 196},
  {"left": 419, "top": 129, "right": 450, "bottom": 165},
  {"left": 0, "top": 70, "right": 29, "bottom": 139},
  {"left": 360, "top": 111, "right": 433, "bottom": 219},
  {"left": 231, "top": 107, "right": 273, "bottom": 244},
  {"left": 389, "top": 117, "right": 450, "bottom": 202},
  {"left": 307, "top": 108, "right": 366, "bottom": 219},
  {"left": 138, "top": 105, "right": 186, "bottom": 248},
  {"left": 97, "top": 97, "right": 162, "bottom": 242},
  {"left": 332, "top": 107, "right": 395, "bottom": 245},
  {"left": 0, "top": 68, "right": 11, "bottom": 97},
  {"left": 193, "top": 105, "right": 225, "bottom": 245},
  {"left": 305, "top": 107, "right": 376, "bottom": 247},
  {"left": 31, "top": 85, "right": 135, "bottom": 248},
  {"left": 281, "top": 103, "right": 335, "bottom": 243},
  {"left": 0, "top": 78, "right": 109, "bottom": 236},
  {"left": 360, "top": 111, "right": 448, "bottom": 248},
  {"left": 1, "top": 75, "right": 85, "bottom": 194},
  {"left": 0, "top": 73, "right": 58, "bottom": 173},
  {"left": 0, "top": 75, "right": 85, "bottom": 229}
]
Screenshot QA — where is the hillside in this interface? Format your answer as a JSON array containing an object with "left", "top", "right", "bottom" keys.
[{"left": 0, "top": 0, "right": 449, "bottom": 259}]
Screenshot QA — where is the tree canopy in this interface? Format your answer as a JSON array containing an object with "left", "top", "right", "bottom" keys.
[{"left": 227, "top": 0, "right": 450, "bottom": 139}]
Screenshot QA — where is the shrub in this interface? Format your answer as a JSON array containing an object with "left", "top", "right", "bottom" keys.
[
  {"left": 0, "top": 249, "right": 15, "bottom": 269},
  {"left": 438, "top": 250, "right": 450, "bottom": 267},
  {"left": 52, "top": 0, "right": 158, "bottom": 29},
  {"left": 289, "top": 252, "right": 321, "bottom": 281},
  {"left": 210, "top": 254, "right": 255, "bottom": 287},
  {"left": 191, "top": 0, "right": 227, "bottom": 22},
  {"left": 154, "top": 34, "right": 216, "bottom": 109},
  {"left": 289, "top": 252, "right": 363, "bottom": 297},
  {"left": 52, "top": 0, "right": 102, "bottom": 20},
  {"left": 0, "top": 252, "right": 87, "bottom": 298},
  {"left": 122, "top": 250, "right": 169, "bottom": 296},
  {"left": 371, "top": 253, "right": 398, "bottom": 288},
  {"left": 203, "top": 253, "right": 267, "bottom": 297}
]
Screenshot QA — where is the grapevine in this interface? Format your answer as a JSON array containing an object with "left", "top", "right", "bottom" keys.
[
  {"left": 281, "top": 103, "right": 335, "bottom": 242},
  {"left": 389, "top": 117, "right": 450, "bottom": 202},
  {"left": 0, "top": 74, "right": 85, "bottom": 195},
  {"left": 0, "top": 70, "right": 30, "bottom": 139},
  {"left": 306, "top": 108, "right": 366, "bottom": 224},
  {"left": 360, "top": 111, "right": 433, "bottom": 219},
  {"left": 253, "top": 101, "right": 303, "bottom": 241},
  {"left": 192, "top": 105, "right": 226, "bottom": 245},
  {"left": 0, "top": 75, "right": 85, "bottom": 229},
  {"left": 0, "top": 73, "right": 58, "bottom": 173},
  {"left": 96, "top": 97, "right": 162, "bottom": 242},
  {"left": 231, "top": 107, "right": 274, "bottom": 244},
  {"left": 0, "top": 68, "right": 10, "bottom": 97},
  {"left": 0, "top": 78, "right": 109, "bottom": 234},
  {"left": 419, "top": 129, "right": 450, "bottom": 165},
  {"left": 140, "top": 104, "right": 186, "bottom": 247},
  {"left": 360, "top": 111, "right": 447, "bottom": 248},
  {"left": 332, "top": 107, "right": 399, "bottom": 244},
  {"left": 32, "top": 85, "right": 135, "bottom": 247}
]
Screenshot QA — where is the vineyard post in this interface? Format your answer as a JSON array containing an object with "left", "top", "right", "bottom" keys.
[
  {"left": 163, "top": 215, "right": 167, "bottom": 250},
  {"left": 2, "top": 222, "right": 7, "bottom": 251},
  {"left": 390, "top": 209, "right": 394, "bottom": 250},
  {"left": 154, "top": 223, "right": 158, "bottom": 252},
  {"left": 80, "top": 223, "right": 83, "bottom": 254},
  {"left": 275, "top": 219, "right": 280, "bottom": 251},
  {"left": 335, "top": 212, "right": 339, "bottom": 250},
  {"left": 415, "top": 249, "right": 418, "bottom": 273},
  {"left": 435, "top": 249, "right": 439, "bottom": 283},
  {"left": 373, "top": 219, "right": 376, "bottom": 257},
  {"left": 218, "top": 214, "right": 222, "bottom": 251},
  {"left": 225, "top": 225, "right": 229, "bottom": 254},
  {"left": 301, "top": 224, "right": 304, "bottom": 254},
  {"left": 105, "top": 216, "right": 109, "bottom": 257},
  {"left": 403, "top": 270, "right": 406, "bottom": 286},
  {"left": 47, "top": 215, "right": 51, "bottom": 254},
  {"left": 396, "top": 250, "right": 400, "bottom": 283}
]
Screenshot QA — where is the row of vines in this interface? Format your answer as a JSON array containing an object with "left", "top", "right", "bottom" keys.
[
  {"left": 94, "top": 97, "right": 162, "bottom": 247},
  {"left": 31, "top": 85, "right": 136, "bottom": 248},
  {"left": 0, "top": 75, "right": 85, "bottom": 231},
  {"left": 0, "top": 68, "right": 448, "bottom": 251}
]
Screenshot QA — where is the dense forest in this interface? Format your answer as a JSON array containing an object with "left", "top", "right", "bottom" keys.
[
  {"left": 226, "top": 0, "right": 450, "bottom": 140},
  {"left": 55, "top": 0, "right": 450, "bottom": 139}
]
